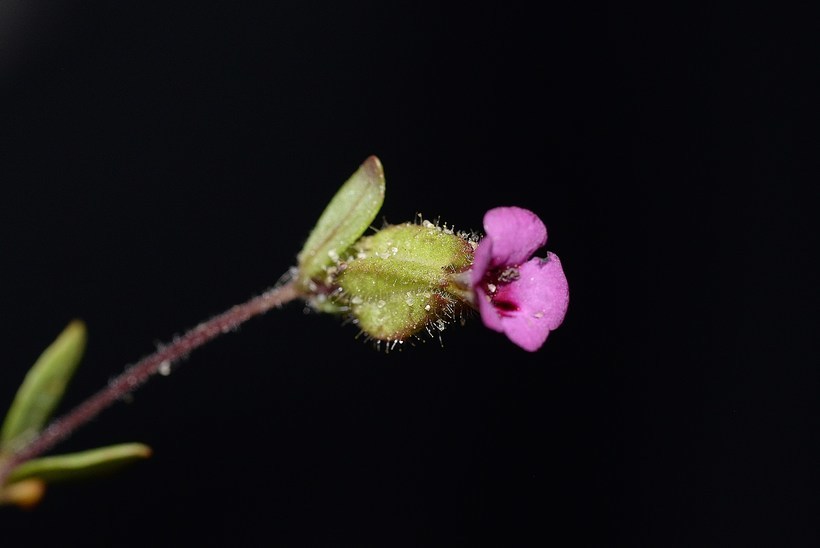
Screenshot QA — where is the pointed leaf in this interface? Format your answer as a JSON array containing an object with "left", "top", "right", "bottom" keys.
[
  {"left": 6, "top": 443, "right": 152, "bottom": 484},
  {"left": 297, "top": 156, "right": 385, "bottom": 287},
  {"left": 1, "top": 320, "right": 87, "bottom": 451}
]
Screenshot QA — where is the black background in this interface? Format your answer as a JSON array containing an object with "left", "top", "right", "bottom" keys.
[{"left": 0, "top": 2, "right": 815, "bottom": 547}]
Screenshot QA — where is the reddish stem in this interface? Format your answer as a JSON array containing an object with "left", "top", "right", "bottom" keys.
[{"left": 0, "top": 278, "right": 301, "bottom": 486}]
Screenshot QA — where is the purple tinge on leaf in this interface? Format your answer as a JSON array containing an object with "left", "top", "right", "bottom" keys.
[{"left": 470, "top": 207, "right": 569, "bottom": 352}]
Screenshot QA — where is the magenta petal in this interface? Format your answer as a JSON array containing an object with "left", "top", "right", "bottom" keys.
[
  {"left": 482, "top": 207, "right": 547, "bottom": 268},
  {"left": 476, "top": 286, "right": 504, "bottom": 332},
  {"left": 494, "top": 252, "right": 569, "bottom": 352},
  {"left": 470, "top": 238, "right": 493, "bottom": 286}
]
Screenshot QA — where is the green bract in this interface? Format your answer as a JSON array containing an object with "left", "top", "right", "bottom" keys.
[
  {"left": 336, "top": 222, "right": 474, "bottom": 342},
  {"left": 1, "top": 320, "right": 87, "bottom": 452},
  {"left": 297, "top": 156, "right": 385, "bottom": 290},
  {"left": 6, "top": 443, "right": 152, "bottom": 485},
  {"left": 0, "top": 321, "right": 150, "bottom": 508}
]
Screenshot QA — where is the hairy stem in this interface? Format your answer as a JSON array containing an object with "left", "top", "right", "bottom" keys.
[{"left": 0, "top": 277, "right": 302, "bottom": 486}]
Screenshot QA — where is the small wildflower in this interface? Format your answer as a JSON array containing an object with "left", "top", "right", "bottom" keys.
[
  {"left": 469, "top": 207, "right": 569, "bottom": 352},
  {"left": 294, "top": 158, "right": 568, "bottom": 351}
]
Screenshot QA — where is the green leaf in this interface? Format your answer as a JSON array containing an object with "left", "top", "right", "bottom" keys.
[
  {"left": 297, "top": 155, "right": 385, "bottom": 288},
  {"left": 5, "top": 443, "right": 152, "bottom": 484},
  {"left": 1, "top": 320, "right": 87, "bottom": 451}
]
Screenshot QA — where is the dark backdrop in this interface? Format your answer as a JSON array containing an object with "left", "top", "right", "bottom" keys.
[{"left": 1, "top": 2, "right": 815, "bottom": 547}]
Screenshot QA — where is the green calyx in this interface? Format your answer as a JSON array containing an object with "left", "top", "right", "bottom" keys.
[
  {"left": 334, "top": 222, "right": 475, "bottom": 343},
  {"left": 294, "top": 156, "right": 478, "bottom": 344}
]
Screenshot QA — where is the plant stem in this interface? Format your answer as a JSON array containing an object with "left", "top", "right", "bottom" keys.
[{"left": 0, "top": 277, "right": 301, "bottom": 486}]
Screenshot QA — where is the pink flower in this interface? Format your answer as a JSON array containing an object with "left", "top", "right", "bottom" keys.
[{"left": 470, "top": 207, "right": 569, "bottom": 352}]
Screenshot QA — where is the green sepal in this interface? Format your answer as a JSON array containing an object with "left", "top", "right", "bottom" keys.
[
  {"left": 1, "top": 320, "right": 87, "bottom": 452},
  {"left": 346, "top": 289, "right": 440, "bottom": 342},
  {"left": 5, "top": 443, "right": 152, "bottom": 485},
  {"left": 336, "top": 223, "right": 473, "bottom": 341},
  {"left": 297, "top": 156, "right": 385, "bottom": 289}
]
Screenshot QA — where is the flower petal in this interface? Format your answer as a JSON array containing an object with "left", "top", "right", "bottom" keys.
[
  {"left": 469, "top": 237, "right": 493, "bottom": 286},
  {"left": 482, "top": 207, "right": 547, "bottom": 268},
  {"left": 493, "top": 252, "right": 569, "bottom": 352},
  {"left": 476, "top": 286, "right": 504, "bottom": 332}
]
